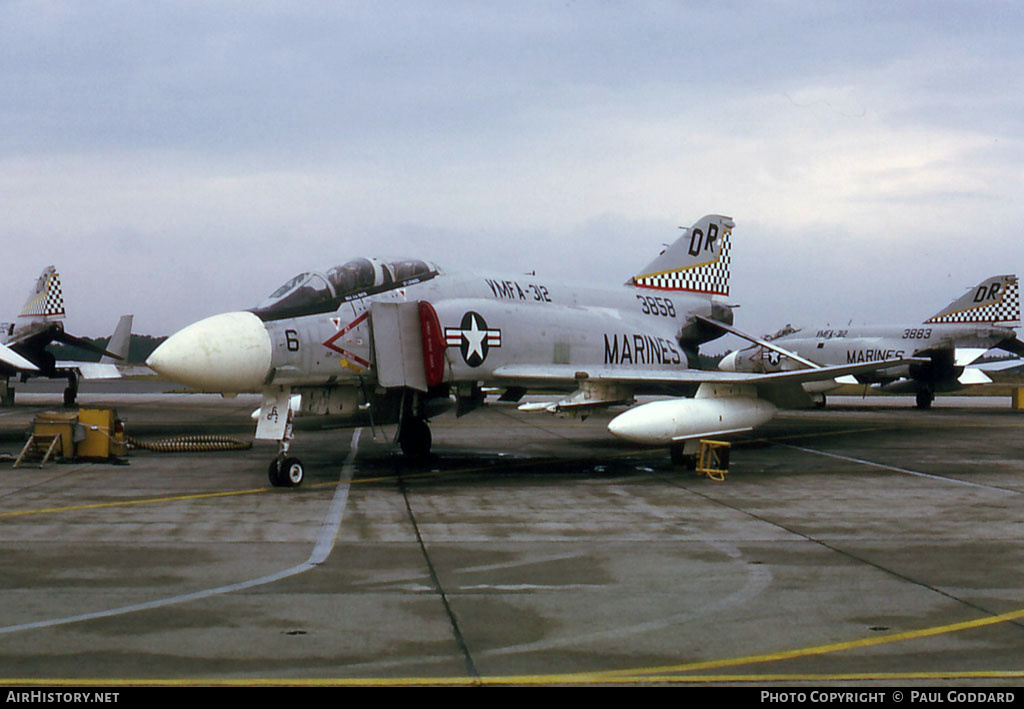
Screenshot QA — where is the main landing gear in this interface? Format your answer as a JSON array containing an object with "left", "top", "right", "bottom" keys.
[
  {"left": 63, "top": 372, "right": 79, "bottom": 408},
  {"left": 670, "top": 441, "right": 698, "bottom": 471},
  {"left": 0, "top": 378, "right": 13, "bottom": 407},
  {"left": 397, "top": 415, "right": 432, "bottom": 457},
  {"left": 395, "top": 390, "right": 433, "bottom": 458}
]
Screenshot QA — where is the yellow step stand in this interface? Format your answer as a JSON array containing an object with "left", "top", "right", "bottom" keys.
[
  {"left": 696, "top": 439, "right": 731, "bottom": 481},
  {"left": 14, "top": 433, "right": 64, "bottom": 469},
  {"left": 14, "top": 411, "right": 77, "bottom": 468}
]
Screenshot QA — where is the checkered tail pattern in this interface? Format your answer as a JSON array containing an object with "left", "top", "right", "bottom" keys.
[
  {"left": 20, "top": 268, "right": 66, "bottom": 319},
  {"left": 925, "top": 277, "right": 1019, "bottom": 327},
  {"left": 632, "top": 227, "right": 731, "bottom": 296}
]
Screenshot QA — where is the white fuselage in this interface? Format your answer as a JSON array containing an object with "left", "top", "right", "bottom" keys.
[
  {"left": 721, "top": 322, "right": 1015, "bottom": 391},
  {"left": 149, "top": 265, "right": 721, "bottom": 396}
]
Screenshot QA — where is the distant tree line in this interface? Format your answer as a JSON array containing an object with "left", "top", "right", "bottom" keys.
[{"left": 698, "top": 351, "right": 726, "bottom": 369}]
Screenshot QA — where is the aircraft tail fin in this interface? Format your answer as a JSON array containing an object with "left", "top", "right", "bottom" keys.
[
  {"left": 630, "top": 214, "right": 734, "bottom": 296},
  {"left": 100, "top": 315, "right": 133, "bottom": 364},
  {"left": 924, "top": 275, "right": 1020, "bottom": 327},
  {"left": 19, "top": 266, "right": 66, "bottom": 323}
]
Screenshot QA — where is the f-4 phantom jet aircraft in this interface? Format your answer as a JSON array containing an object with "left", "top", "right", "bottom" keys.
[
  {"left": 720, "top": 274, "right": 1024, "bottom": 408},
  {"left": 147, "top": 214, "right": 912, "bottom": 486},
  {"left": 0, "top": 266, "right": 129, "bottom": 406}
]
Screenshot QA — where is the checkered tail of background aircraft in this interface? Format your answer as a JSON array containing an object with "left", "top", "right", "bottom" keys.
[
  {"left": 17, "top": 265, "right": 66, "bottom": 326},
  {"left": 924, "top": 274, "right": 1020, "bottom": 328}
]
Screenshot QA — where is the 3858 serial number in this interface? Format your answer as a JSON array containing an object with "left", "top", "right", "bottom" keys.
[{"left": 636, "top": 294, "right": 676, "bottom": 317}]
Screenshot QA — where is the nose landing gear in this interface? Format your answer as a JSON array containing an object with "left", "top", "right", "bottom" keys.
[{"left": 263, "top": 389, "right": 305, "bottom": 487}]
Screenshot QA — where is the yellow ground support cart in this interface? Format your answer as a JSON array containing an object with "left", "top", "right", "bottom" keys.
[{"left": 13, "top": 408, "right": 126, "bottom": 468}]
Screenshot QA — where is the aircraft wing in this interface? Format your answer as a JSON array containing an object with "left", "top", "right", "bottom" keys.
[
  {"left": 0, "top": 341, "right": 40, "bottom": 372},
  {"left": 55, "top": 361, "right": 124, "bottom": 380},
  {"left": 954, "top": 348, "right": 991, "bottom": 367},
  {"left": 492, "top": 358, "right": 917, "bottom": 389},
  {"left": 493, "top": 358, "right": 919, "bottom": 410},
  {"left": 976, "top": 358, "right": 1024, "bottom": 372},
  {"left": 54, "top": 315, "right": 137, "bottom": 380},
  {"left": 957, "top": 367, "right": 993, "bottom": 385},
  {"left": 54, "top": 361, "right": 158, "bottom": 381}
]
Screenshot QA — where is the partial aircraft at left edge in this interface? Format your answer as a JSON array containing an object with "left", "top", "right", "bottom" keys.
[{"left": 0, "top": 266, "right": 132, "bottom": 406}]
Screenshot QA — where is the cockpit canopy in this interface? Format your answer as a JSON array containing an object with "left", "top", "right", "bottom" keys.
[
  {"left": 765, "top": 324, "right": 801, "bottom": 340},
  {"left": 252, "top": 257, "right": 438, "bottom": 320}
]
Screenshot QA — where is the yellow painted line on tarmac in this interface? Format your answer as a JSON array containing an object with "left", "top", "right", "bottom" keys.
[
  {"left": 0, "top": 461, "right": 561, "bottom": 519},
  {"left": 0, "top": 677, "right": 491, "bottom": 687},
  {"left": 0, "top": 486, "right": 272, "bottom": 519},
  {"left": 5, "top": 669, "right": 1024, "bottom": 687},
  {"left": 1, "top": 450, "right": 652, "bottom": 520},
  {"left": 586, "top": 671, "right": 1024, "bottom": 683},
  {"left": 592, "top": 605, "right": 1024, "bottom": 680},
  {"left": 4, "top": 606, "right": 1024, "bottom": 686}
]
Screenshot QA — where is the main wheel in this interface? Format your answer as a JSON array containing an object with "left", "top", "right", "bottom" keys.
[
  {"left": 915, "top": 390, "right": 934, "bottom": 409},
  {"left": 670, "top": 444, "right": 697, "bottom": 470},
  {"left": 399, "top": 417, "right": 432, "bottom": 457}
]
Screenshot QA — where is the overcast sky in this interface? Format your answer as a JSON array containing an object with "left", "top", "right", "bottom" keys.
[{"left": 1, "top": 1, "right": 1021, "bottom": 352}]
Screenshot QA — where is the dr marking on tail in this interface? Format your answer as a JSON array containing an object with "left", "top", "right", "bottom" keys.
[
  {"left": 0, "top": 266, "right": 132, "bottom": 407},
  {"left": 720, "top": 274, "right": 1024, "bottom": 408},
  {"left": 146, "top": 214, "right": 913, "bottom": 487}
]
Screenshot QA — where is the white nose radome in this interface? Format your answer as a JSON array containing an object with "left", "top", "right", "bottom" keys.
[{"left": 147, "top": 311, "right": 272, "bottom": 393}]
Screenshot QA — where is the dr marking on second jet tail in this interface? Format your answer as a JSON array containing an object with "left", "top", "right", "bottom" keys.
[
  {"left": 146, "top": 214, "right": 915, "bottom": 486},
  {"left": 720, "top": 275, "right": 1024, "bottom": 408}
]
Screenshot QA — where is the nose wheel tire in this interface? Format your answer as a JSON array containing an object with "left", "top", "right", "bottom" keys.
[{"left": 269, "top": 456, "right": 305, "bottom": 487}]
